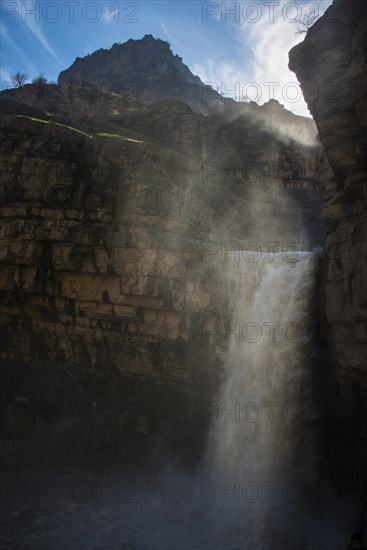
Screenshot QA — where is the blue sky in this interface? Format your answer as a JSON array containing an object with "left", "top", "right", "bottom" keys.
[{"left": 0, "top": 1, "right": 332, "bottom": 116}]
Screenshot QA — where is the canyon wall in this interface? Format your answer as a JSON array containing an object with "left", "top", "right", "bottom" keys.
[
  {"left": 289, "top": 0, "right": 367, "bottom": 467},
  {"left": 0, "top": 37, "right": 324, "bottom": 469}
]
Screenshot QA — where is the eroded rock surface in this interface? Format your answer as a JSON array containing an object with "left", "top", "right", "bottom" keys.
[
  {"left": 0, "top": 37, "right": 324, "bottom": 468},
  {"left": 289, "top": 0, "right": 367, "bottom": 466}
]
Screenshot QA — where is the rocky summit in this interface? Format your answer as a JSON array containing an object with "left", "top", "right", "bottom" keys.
[
  {"left": 0, "top": 35, "right": 324, "bottom": 468},
  {"left": 58, "top": 34, "right": 223, "bottom": 112}
]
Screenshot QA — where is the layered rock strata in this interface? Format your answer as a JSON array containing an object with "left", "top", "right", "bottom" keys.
[
  {"left": 289, "top": 0, "right": 367, "bottom": 466},
  {"left": 0, "top": 37, "right": 324, "bottom": 468}
]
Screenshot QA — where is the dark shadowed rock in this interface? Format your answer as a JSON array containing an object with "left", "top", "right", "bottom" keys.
[
  {"left": 58, "top": 34, "right": 226, "bottom": 113},
  {"left": 0, "top": 36, "right": 324, "bottom": 469},
  {"left": 289, "top": 0, "right": 367, "bottom": 467}
]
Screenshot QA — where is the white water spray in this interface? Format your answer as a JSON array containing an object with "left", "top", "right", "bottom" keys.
[{"left": 204, "top": 251, "right": 319, "bottom": 540}]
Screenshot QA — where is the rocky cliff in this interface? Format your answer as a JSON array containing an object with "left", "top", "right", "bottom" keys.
[
  {"left": 0, "top": 36, "right": 324, "bottom": 469},
  {"left": 58, "top": 34, "right": 226, "bottom": 113},
  {"left": 289, "top": 0, "right": 367, "bottom": 467}
]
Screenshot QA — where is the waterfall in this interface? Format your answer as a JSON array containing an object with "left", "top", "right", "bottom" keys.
[
  {"left": 204, "top": 251, "right": 319, "bottom": 543},
  {"left": 1, "top": 249, "right": 323, "bottom": 550}
]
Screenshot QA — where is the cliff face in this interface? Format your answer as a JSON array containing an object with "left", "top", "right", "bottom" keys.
[
  {"left": 58, "top": 34, "right": 225, "bottom": 113},
  {"left": 289, "top": 0, "right": 367, "bottom": 465},
  {"left": 59, "top": 35, "right": 201, "bottom": 86},
  {"left": 0, "top": 37, "right": 324, "bottom": 468}
]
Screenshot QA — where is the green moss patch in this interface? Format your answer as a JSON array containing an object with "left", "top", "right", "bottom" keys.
[
  {"left": 15, "top": 114, "right": 50, "bottom": 124},
  {"left": 96, "top": 132, "right": 144, "bottom": 143},
  {"left": 54, "top": 122, "right": 93, "bottom": 138},
  {"left": 15, "top": 115, "right": 143, "bottom": 143},
  {"left": 15, "top": 114, "right": 93, "bottom": 138}
]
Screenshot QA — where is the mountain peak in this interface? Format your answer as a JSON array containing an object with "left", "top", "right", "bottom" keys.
[
  {"left": 58, "top": 35, "right": 228, "bottom": 112},
  {"left": 58, "top": 35, "right": 202, "bottom": 90}
]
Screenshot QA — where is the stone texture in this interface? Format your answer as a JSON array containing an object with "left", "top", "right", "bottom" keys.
[
  {"left": 58, "top": 34, "right": 226, "bottom": 113},
  {"left": 0, "top": 37, "right": 324, "bottom": 468},
  {"left": 289, "top": 0, "right": 367, "bottom": 466}
]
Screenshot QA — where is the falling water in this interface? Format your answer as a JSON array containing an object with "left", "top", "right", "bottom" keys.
[
  {"left": 0, "top": 244, "right": 342, "bottom": 550},
  {"left": 204, "top": 251, "right": 320, "bottom": 544},
  {"left": 1, "top": 249, "right": 356, "bottom": 550}
]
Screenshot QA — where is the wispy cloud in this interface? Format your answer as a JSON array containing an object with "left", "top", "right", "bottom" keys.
[
  {"left": 193, "top": 58, "right": 245, "bottom": 92},
  {"left": 0, "top": 23, "right": 38, "bottom": 78},
  {"left": 9, "top": 0, "right": 62, "bottom": 64},
  {"left": 238, "top": 1, "right": 330, "bottom": 116},
  {"left": 159, "top": 19, "right": 176, "bottom": 44},
  {"left": 0, "top": 66, "right": 13, "bottom": 87},
  {"left": 1, "top": 24, "right": 28, "bottom": 62},
  {"left": 101, "top": 6, "right": 119, "bottom": 25},
  {"left": 193, "top": 1, "right": 329, "bottom": 117},
  {"left": 238, "top": 2, "right": 313, "bottom": 116}
]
